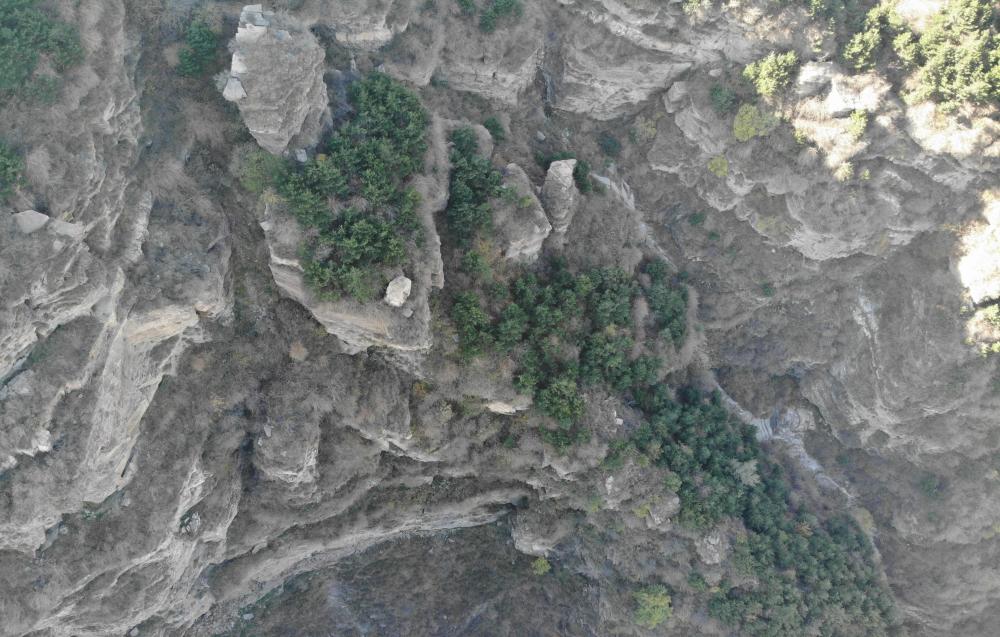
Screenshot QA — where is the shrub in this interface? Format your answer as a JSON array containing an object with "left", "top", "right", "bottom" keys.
[
  {"left": 301, "top": 210, "right": 406, "bottom": 301},
  {"left": 0, "top": 141, "right": 24, "bottom": 202},
  {"left": 530, "top": 557, "right": 551, "bottom": 575},
  {"left": 446, "top": 127, "right": 502, "bottom": 245},
  {"left": 460, "top": 249, "right": 491, "bottom": 280},
  {"left": 483, "top": 116, "right": 506, "bottom": 142},
  {"left": 266, "top": 74, "right": 428, "bottom": 300},
  {"left": 178, "top": 20, "right": 218, "bottom": 77},
  {"left": 536, "top": 373, "right": 586, "bottom": 426},
  {"left": 688, "top": 571, "right": 709, "bottom": 592},
  {"left": 494, "top": 302, "right": 528, "bottom": 350},
  {"left": 847, "top": 108, "right": 868, "bottom": 141},
  {"left": 456, "top": 0, "right": 476, "bottom": 14},
  {"left": 0, "top": 0, "right": 83, "bottom": 99},
  {"left": 597, "top": 131, "right": 622, "bottom": 157},
  {"left": 842, "top": 4, "right": 906, "bottom": 71},
  {"left": 733, "top": 103, "right": 777, "bottom": 142},
  {"left": 917, "top": 472, "right": 945, "bottom": 498},
  {"left": 643, "top": 260, "right": 688, "bottom": 345},
  {"left": 834, "top": 161, "right": 854, "bottom": 181},
  {"left": 710, "top": 83, "right": 737, "bottom": 114},
  {"left": 910, "top": 0, "right": 1000, "bottom": 108},
  {"left": 237, "top": 148, "right": 288, "bottom": 195},
  {"left": 451, "top": 291, "right": 494, "bottom": 356},
  {"left": 633, "top": 585, "right": 672, "bottom": 628},
  {"left": 742, "top": 51, "right": 799, "bottom": 97},
  {"left": 708, "top": 155, "right": 729, "bottom": 177},
  {"left": 572, "top": 159, "right": 593, "bottom": 193},
  {"left": 479, "top": 0, "right": 523, "bottom": 32}
]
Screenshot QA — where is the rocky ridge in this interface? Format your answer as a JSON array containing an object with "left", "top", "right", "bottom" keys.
[{"left": 1, "top": 1, "right": 998, "bottom": 636}]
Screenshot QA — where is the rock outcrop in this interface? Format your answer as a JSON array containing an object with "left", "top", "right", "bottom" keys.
[
  {"left": 223, "top": 5, "right": 329, "bottom": 154},
  {"left": 541, "top": 159, "right": 579, "bottom": 243},
  {"left": 493, "top": 163, "right": 551, "bottom": 262},
  {"left": 257, "top": 114, "right": 450, "bottom": 358},
  {"left": 384, "top": 274, "right": 412, "bottom": 307},
  {"left": 5, "top": 1, "right": 1000, "bottom": 636}
]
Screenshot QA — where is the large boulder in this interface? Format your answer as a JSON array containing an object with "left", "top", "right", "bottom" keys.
[
  {"left": 223, "top": 5, "right": 329, "bottom": 154},
  {"left": 541, "top": 159, "right": 579, "bottom": 242},
  {"left": 492, "top": 163, "right": 551, "bottom": 262}
]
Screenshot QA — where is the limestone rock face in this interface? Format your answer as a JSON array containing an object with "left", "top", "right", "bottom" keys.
[
  {"left": 224, "top": 5, "right": 329, "bottom": 154},
  {"left": 0, "top": 0, "right": 229, "bottom": 590},
  {"left": 541, "top": 159, "right": 579, "bottom": 241},
  {"left": 7, "top": 2, "right": 1000, "bottom": 636},
  {"left": 493, "top": 163, "right": 551, "bottom": 262}
]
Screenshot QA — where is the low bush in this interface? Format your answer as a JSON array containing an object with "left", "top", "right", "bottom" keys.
[
  {"left": 742, "top": 51, "right": 799, "bottom": 97},
  {"left": 708, "top": 155, "right": 729, "bottom": 177},
  {"left": 530, "top": 557, "right": 551, "bottom": 575},
  {"left": 483, "top": 116, "right": 506, "bottom": 142},
  {"left": 0, "top": 141, "right": 24, "bottom": 202},
  {"left": 479, "top": 0, "right": 523, "bottom": 32},
  {"left": 847, "top": 108, "right": 869, "bottom": 140},
  {"left": 910, "top": 0, "right": 1000, "bottom": 107},
  {"left": 710, "top": 83, "right": 737, "bottom": 114},
  {"left": 733, "top": 103, "right": 778, "bottom": 142},
  {"left": 842, "top": 4, "right": 906, "bottom": 71},
  {"left": 0, "top": 0, "right": 83, "bottom": 100},
  {"left": 634, "top": 585, "right": 672, "bottom": 628},
  {"left": 446, "top": 127, "right": 503, "bottom": 246},
  {"left": 178, "top": 20, "right": 219, "bottom": 77},
  {"left": 254, "top": 73, "right": 428, "bottom": 301},
  {"left": 597, "top": 131, "right": 622, "bottom": 157}
]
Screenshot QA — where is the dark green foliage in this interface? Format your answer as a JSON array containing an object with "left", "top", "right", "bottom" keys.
[
  {"left": 710, "top": 83, "right": 737, "bottom": 114},
  {"left": 446, "top": 127, "right": 503, "bottom": 246},
  {"left": 302, "top": 209, "right": 406, "bottom": 302},
  {"left": 0, "top": 140, "right": 23, "bottom": 202},
  {"left": 265, "top": 73, "right": 428, "bottom": 300},
  {"left": 535, "top": 150, "right": 576, "bottom": 168},
  {"left": 917, "top": 472, "right": 945, "bottom": 498},
  {"left": 597, "top": 131, "right": 622, "bottom": 157},
  {"left": 588, "top": 267, "right": 636, "bottom": 329},
  {"left": 448, "top": 258, "right": 674, "bottom": 450},
  {"left": 535, "top": 151, "right": 595, "bottom": 193},
  {"left": 580, "top": 330, "right": 660, "bottom": 393},
  {"left": 573, "top": 159, "right": 593, "bottom": 193},
  {"left": 688, "top": 571, "right": 709, "bottom": 592},
  {"left": 238, "top": 150, "right": 289, "bottom": 194},
  {"left": 824, "top": 0, "right": 1000, "bottom": 108},
  {"left": 620, "top": 386, "right": 896, "bottom": 636},
  {"left": 451, "top": 291, "right": 494, "bottom": 357},
  {"left": 460, "top": 249, "right": 491, "bottom": 280},
  {"left": 688, "top": 211, "right": 707, "bottom": 226},
  {"left": 910, "top": 0, "right": 1000, "bottom": 107},
  {"left": 479, "top": 0, "right": 523, "bottom": 33},
  {"left": 483, "top": 116, "right": 506, "bottom": 142},
  {"left": 842, "top": 4, "right": 907, "bottom": 71},
  {"left": 0, "top": 0, "right": 83, "bottom": 99},
  {"left": 456, "top": 0, "right": 476, "bottom": 15},
  {"left": 178, "top": 20, "right": 218, "bottom": 77},
  {"left": 495, "top": 302, "right": 528, "bottom": 350},
  {"left": 802, "top": 0, "right": 867, "bottom": 33},
  {"left": 536, "top": 373, "right": 586, "bottom": 426},
  {"left": 642, "top": 260, "right": 688, "bottom": 346}
]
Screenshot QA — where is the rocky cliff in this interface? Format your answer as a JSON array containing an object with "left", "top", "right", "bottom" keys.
[{"left": 1, "top": 1, "right": 998, "bottom": 636}]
